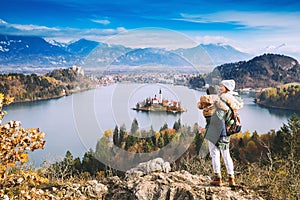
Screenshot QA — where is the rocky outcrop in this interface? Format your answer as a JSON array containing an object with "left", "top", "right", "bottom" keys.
[
  {"left": 103, "top": 170, "right": 264, "bottom": 200},
  {"left": 40, "top": 158, "right": 264, "bottom": 199},
  {"left": 41, "top": 170, "right": 264, "bottom": 200},
  {"left": 40, "top": 180, "right": 108, "bottom": 199}
]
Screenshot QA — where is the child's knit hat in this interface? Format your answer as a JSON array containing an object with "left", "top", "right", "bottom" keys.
[{"left": 221, "top": 80, "right": 235, "bottom": 91}]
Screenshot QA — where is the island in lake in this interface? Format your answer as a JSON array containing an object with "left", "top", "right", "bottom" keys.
[{"left": 132, "top": 89, "right": 186, "bottom": 114}]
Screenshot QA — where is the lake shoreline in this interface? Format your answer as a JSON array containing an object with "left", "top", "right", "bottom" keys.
[
  {"left": 255, "top": 100, "right": 300, "bottom": 111},
  {"left": 9, "top": 82, "right": 298, "bottom": 113},
  {"left": 7, "top": 86, "right": 97, "bottom": 106}
]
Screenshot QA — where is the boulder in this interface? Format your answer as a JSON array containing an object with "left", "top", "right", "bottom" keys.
[
  {"left": 81, "top": 180, "right": 108, "bottom": 199},
  {"left": 125, "top": 157, "right": 171, "bottom": 179}
]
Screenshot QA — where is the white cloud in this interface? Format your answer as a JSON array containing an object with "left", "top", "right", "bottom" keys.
[
  {"left": 178, "top": 11, "right": 300, "bottom": 31},
  {"left": 0, "top": 19, "right": 8, "bottom": 25},
  {"left": 105, "top": 28, "right": 198, "bottom": 50},
  {"left": 57, "top": 27, "right": 128, "bottom": 42},
  {"left": 176, "top": 11, "right": 300, "bottom": 60},
  {"left": 91, "top": 19, "right": 111, "bottom": 25},
  {"left": 0, "top": 18, "right": 59, "bottom": 31},
  {"left": 192, "top": 34, "right": 251, "bottom": 52},
  {"left": 0, "top": 19, "right": 127, "bottom": 43},
  {"left": 12, "top": 24, "right": 60, "bottom": 31},
  {"left": 194, "top": 35, "right": 231, "bottom": 45}
]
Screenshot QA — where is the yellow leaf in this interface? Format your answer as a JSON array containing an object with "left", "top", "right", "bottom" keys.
[
  {"left": 39, "top": 132, "right": 45, "bottom": 139},
  {"left": 104, "top": 129, "right": 113, "bottom": 137},
  {"left": 0, "top": 165, "right": 7, "bottom": 172},
  {"left": 155, "top": 132, "right": 160, "bottom": 138},
  {"left": 7, "top": 162, "right": 15, "bottom": 167},
  {"left": 20, "top": 153, "right": 29, "bottom": 163},
  {"left": 0, "top": 93, "right": 4, "bottom": 101}
]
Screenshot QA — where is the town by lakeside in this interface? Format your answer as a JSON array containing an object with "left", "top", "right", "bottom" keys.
[
  {"left": 92, "top": 71, "right": 261, "bottom": 94},
  {"left": 91, "top": 71, "right": 299, "bottom": 111}
]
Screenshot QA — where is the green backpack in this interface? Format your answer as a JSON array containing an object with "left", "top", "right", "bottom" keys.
[{"left": 224, "top": 94, "right": 243, "bottom": 136}]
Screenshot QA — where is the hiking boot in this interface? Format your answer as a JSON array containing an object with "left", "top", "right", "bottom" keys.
[
  {"left": 210, "top": 175, "right": 222, "bottom": 186},
  {"left": 228, "top": 176, "right": 236, "bottom": 187}
]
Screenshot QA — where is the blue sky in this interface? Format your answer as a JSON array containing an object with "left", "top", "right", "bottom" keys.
[{"left": 1, "top": 0, "right": 300, "bottom": 59}]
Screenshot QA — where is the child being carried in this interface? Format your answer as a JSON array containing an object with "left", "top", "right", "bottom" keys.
[{"left": 198, "top": 85, "right": 230, "bottom": 143}]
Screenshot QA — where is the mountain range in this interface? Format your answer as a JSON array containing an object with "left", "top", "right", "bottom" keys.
[{"left": 0, "top": 34, "right": 252, "bottom": 73}]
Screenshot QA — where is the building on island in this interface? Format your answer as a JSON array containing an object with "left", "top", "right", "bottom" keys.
[
  {"left": 72, "top": 65, "right": 84, "bottom": 76},
  {"left": 133, "top": 89, "right": 185, "bottom": 114}
]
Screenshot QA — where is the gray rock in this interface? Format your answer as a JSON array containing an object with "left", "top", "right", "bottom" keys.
[
  {"left": 104, "top": 170, "right": 265, "bottom": 200},
  {"left": 126, "top": 157, "right": 171, "bottom": 179},
  {"left": 81, "top": 180, "right": 108, "bottom": 199}
]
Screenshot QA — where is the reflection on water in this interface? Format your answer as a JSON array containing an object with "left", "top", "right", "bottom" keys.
[
  {"left": 257, "top": 104, "right": 300, "bottom": 118},
  {"left": 239, "top": 94, "right": 300, "bottom": 118}
]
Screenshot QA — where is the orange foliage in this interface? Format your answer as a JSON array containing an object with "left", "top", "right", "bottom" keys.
[{"left": 0, "top": 94, "right": 47, "bottom": 197}]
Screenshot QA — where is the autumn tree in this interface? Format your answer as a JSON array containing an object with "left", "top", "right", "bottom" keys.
[
  {"left": 0, "top": 94, "right": 47, "bottom": 198},
  {"left": 272, "top": 113, "right": 300, "bottom": 160}
]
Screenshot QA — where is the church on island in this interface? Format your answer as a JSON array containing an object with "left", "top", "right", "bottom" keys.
[{"left": 133, "top": 89, "right": 186, "bottom": 114}]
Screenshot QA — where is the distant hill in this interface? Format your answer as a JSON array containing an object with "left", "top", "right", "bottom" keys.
[
  {"left": 0, "top": 34, "right": 252, "bottom": 73},
  {"left": 199, "top": 44, "right": 251, "bottom": 64},
  {"left": 111, "top": 48, "right": 189, "bottom": 66},
  {"left": 0, "top": 35, "right": 66, "bottom": 56},
  {"left": 65, "top": 39, "right": 99, "bottom": 55},
  {"left": 0, "top": 67, "right": 96, "bottom": 103},
  {"left": 174, "top": 43, "right": 251, "bottom": 71},
  {"left": 255, "top": 83, "right": 300, "bottom": 110},
  {"left": 0, "top": 34, "right": 73, "bottom": 71},
  {"left": 208, "top": 54, "right": 300, "bottom": 88},
  {"left": 108, "top": 48, "right": 197, "bottom": 73},
  {"left": 83, "top": 43, "right": 132, "bottom": 70}
]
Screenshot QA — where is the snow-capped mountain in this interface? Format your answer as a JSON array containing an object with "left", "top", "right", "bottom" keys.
[
  {"left": 65, "top": 39, "right": 99, "bottom": 55},
  {"left": 112, "top": 48, "right": 190, "bottom": 66},
  {"left": 0, "top": 34, "right": 67, "bottom": 55},
  {"left": 0, "top": 34, "right": 252, "bottom": 73},
  {"left": 174, "top": 43, "right": 251, "bottom": 67},
  {"left": 0, "top": 34, "right": 72, "bottom": 69},
  {"left": 46, "top": 39, "right": 68, "bottom": 49}
]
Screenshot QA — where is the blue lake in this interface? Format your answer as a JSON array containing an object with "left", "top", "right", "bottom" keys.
[{"left": 3, "top": 83, "right": 300, "bottom": 166}]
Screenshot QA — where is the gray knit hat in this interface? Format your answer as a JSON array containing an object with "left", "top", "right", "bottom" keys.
[{"left": 221, "top": 80, "right": 235, "bottom": 91}]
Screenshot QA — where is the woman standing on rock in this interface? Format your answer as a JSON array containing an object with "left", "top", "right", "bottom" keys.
[{"left": 199, "top": 79, "right": 243, "bottom": 187}]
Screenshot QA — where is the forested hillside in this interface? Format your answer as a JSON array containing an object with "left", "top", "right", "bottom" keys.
[
  {"left": 211, "top": 53, "right": 300, "bottom": 88},
  {"left": 255, "top": 83, "right": 300, "bottom": 110},
  {"left": 189, "top": 54, "right": 300, "bottom": 89},
  {"left": 0, "top": 67, "right": 96, "bottom": 103}
]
